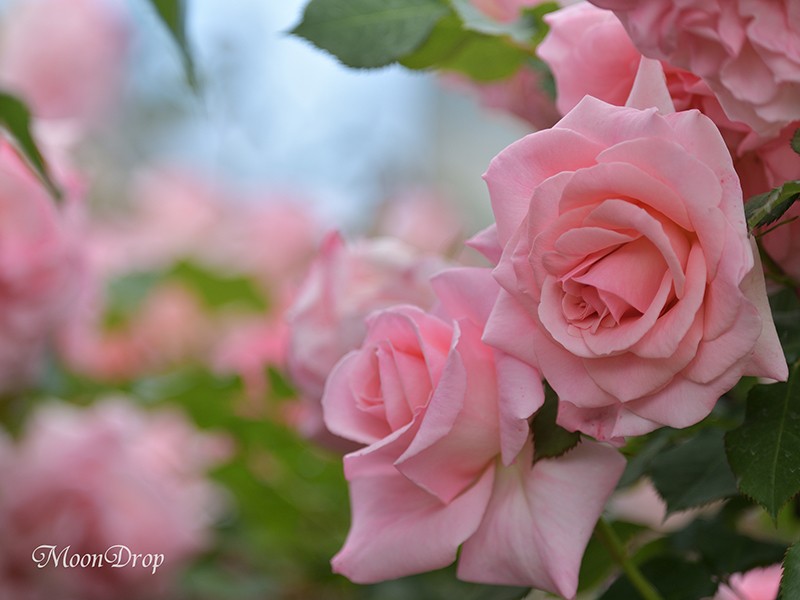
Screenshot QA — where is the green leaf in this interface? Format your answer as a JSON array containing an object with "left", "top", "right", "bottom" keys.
[
  {"left": 102, "top": 271, "right": 163, "bottom": 330},
  {"left": 448, "top": 0, "right": 557, "bottom": 45},
  {"left": 617, "top": 429, "right": 671, "bottom": 489},
  {"left": 0, "top": 91, "right": 62, "bottom": 201},
  {"left": 147, "top": 0, "right": 199, "bottom": 90},
  {"left": 668, "top": 516, "right": 787, "bottom": 578},
  {"left": 745, "top": 180, "right": 800, "bottom": 232},
  {"left": 769, "top": 288, "right": 800, "bottom": 363},
  {"left": 726, "top": 363, "right": 800, "bottom": 520},
  {"left": 791, "top": 128, "right": 800, "bottom": 157},
  {"left": 648, "top": 428, "right": 739, "bottom": 515},
  {"left": 291, "top": 0, "right": 449, "bottom": 69},
  {"left": 781, "top": 542, "right": 800, "bottom": 599},
  {"left": 167, "top": 260, "right": 268, "bottom": 312},
  {"left": 599, "top": 556, "right": 717, "bottom": 600},
  {"left": 578, "top": 521, "right": 645, "bottom": 592},
  {"left": 400, "top": 13, "right": 527, "bottom": 81},
  {"left": 531, "top": 383, "right": 580, "bottom": 463}
]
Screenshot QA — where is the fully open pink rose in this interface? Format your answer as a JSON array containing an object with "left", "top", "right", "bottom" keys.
[
  {"left": 0, "top": 0, "right": 129, "bottom": 129},
  {"left": 286, "top": 232, "right": 445, "bottom": 444},
  {"left": 538, "top": 2, "right": 800, "bottom": 199},
  {"left": 323, "top": 267, "right": 624, "bottom": 597},
  {"left": 0, "top": 144, "right": 83, "bottom": 391},
  {"left": 715, "top": 565, "right": 781, "bottom": 600},
  {"left": 588, "top": 0, "right": 800, "bottom": 137},
  {"left": 480, "top": 95, "right": 786, "bottom": 440},
  {"left": 0, "top": 399, "right": 228, "bottom": 600}
]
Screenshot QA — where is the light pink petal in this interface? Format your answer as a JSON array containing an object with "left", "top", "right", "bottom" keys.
[
  {"left": 466, "top": 225, "right": 503, "bottom": 265},
  {"left": 483, "top": 289, "right": 539, "bottom": 366},
  {"left": 332, "top": 464, "right": 495, "bottom": 584},
  {"left": 556, "top": 401, "right": 661, "bottom": 440},
  {"left": 484, "top": 128, "right": 603, "bottom": 244},
  {"left": 457, "top": 441, "right": 625, "bottom": 597},
  {"left": 495, "top": 351, "right": 543, "bottom": 465},
  {"left": 625, "top": 56, "right": 676, "bottom": 114},
  {"left": 431, "top": 267, "right": 499, "bottom": 327}
]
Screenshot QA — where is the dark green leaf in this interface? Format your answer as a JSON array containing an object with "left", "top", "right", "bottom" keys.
[
  {"left": 648, "top": 428, "right": 738, "bottom": 515},
  {"left": 400, "top": 13, "right": 527, "bottom": 81},
  {"left": 791, "top": 128, "right": 800, "bottom": 157},
  {"left": 599, "top": 557, "right": 717, "bottom": 600},
  {"left": 746, "top": 180, "right": 800, "bottom": 231},
  {"left": 168, "top": 261, "right": 268, "bottom": 312},
  {"left": 617, "top": 429, "right": 671, "bottom": 489},
  {"left": 781, "top": 542, "right": 800, "bottom": 599},
  {"left": 147, "top": 0, "right": 198, "bottom": 90},
  {"left": 726, "top": 363, "right": 800, "bottom": 520},
  {"left": 668, "top": 516, "right": 787, "bottom": 577},
  {"left": 0, "top": 91, "right": 62, "bottom": 200},
  {"left": 769, "top": 289, "right": 800, "bottom": 363},
  {"left": 291, "top": 0, "right": 449, "bottom": 69},
  {"left": 531, "top": 383, "right": 580, "bottom": 463}
]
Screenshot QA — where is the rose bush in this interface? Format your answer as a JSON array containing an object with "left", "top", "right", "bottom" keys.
[
  {"left": 322, "top": 267, "right": 625, "bottom": 598},
  {"left": 479, "top": 91, "right": 786, "bottom": 440},
  {"left": 587, "top": 0, "right": 800, "bottom": 137}
]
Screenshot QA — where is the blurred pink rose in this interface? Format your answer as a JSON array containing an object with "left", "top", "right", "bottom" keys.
[
  {"left": 480, "top": 94, "right": 786, "bottom": 440},
  {"left": 58, "top": 279, "right": 213, "bottom": 382},
  {"left": 0, "top": 143, "right": 83, "bottom": 391},
  {"left": 324, "top": 267, "right": 624, "bottom": 596},
  {"left": 0, "top": 399, "right": 228, "bottom": 600},
  {"left": 716, "top": 565, "right": 781, "bottom": 600},
  {"left": 471, "top": 0, "right": 552, "bottom": 22},
  {"left": 538, "top": 2, "right": 800, "bottom": 199},
  {"left": 588, "top": 0, "right": 800, "bottom": 137},
  {"left": 607, "top": 480, "right": 714, "bottom": 533},
  {"left": 444, "top": 67, "right": 561, "bottom": 130},
  {"left": 375, "top": 189, "right": 464, "bottom": 255},
  {"left": 286, "top": 232, "right": 445, "bottom": 443},
  {"left": 0, "top": 0, "right": 129, "bottom": 128}
]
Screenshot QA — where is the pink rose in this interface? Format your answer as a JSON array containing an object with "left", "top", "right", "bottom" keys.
[
  {"left": 0, "top": 399, "right": 228, "bottom": 600},
  {"left": 323, "top": 267, "right": 625, "bottom": 597},
  {"left": 0, "top": 143, "right": 82, "bottom": 391},
  {"left": 471, "top": 0, "right": 552, "bottom": 22},
  {"left": 375, "top": 189, "right": 464, "bottom": 255},
  {"left": 286, "top": 232, "right": 445, "bottom": 443},
  {"left": 538, "top": 2, "right": 800, "bottom": 199},
  {"left": 0, "top": 0, "right": 129, "bottom": 128},
  {"left": 588, "top": 0, "right": 800, "bottom": 137},
  {"left": 444, "top": 66, "right": 561, "bottom": 130},
  {"left": 715, "top": 565, "right": 782, "bottom": 600},
  {"left": 480, "top": 93, "right": 786, "bottom": 440}
]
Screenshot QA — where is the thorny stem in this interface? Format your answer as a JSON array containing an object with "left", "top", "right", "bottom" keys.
[{"left": 595, "top": 517, "right": 665, "bottom": 600}]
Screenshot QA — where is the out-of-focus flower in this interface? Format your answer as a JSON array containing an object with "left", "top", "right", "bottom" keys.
[
  {"left": 537, "top": 2, "right": 800, "bottom": 199},
  {"left": 0, "top": 399, "right": 229, "bottom": 600},
  {"left": 286, "top": 232, "right": 446, "bottom": 445},
  {"left": 607, "top": 480, "right": 715, "bottom": 533},
  {"left": 444, "top": 67, "right": 561, "bottom": 130},
  {"left": 0, "top": 0, "right": 129, "bottom": 130},
  {"left": 715, "top": 565, "right": 781, "bottom": 600},
  {"left": 0, "top": 143, "right": 83, "bottom": 392},
  {"left": 588, "top": 0, "right": 800, "bottom": 137},
  {"left": 374, "top": 189, "right": 465, "bottom": 255},
  {"left": 323, "top": 267, "right": 625, "bottom": 597},
  {"left": 471, "top": 0, "right": 554, "bottom": 22}
]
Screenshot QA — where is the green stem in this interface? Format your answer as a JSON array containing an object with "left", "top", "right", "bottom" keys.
[{"left": 595, "top": 518, "right": 664, "bottom": 600}]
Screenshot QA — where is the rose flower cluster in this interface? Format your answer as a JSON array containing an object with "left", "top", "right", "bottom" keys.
[{"left": 284, "top": 1, "right": 798, "bottom": 598}]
